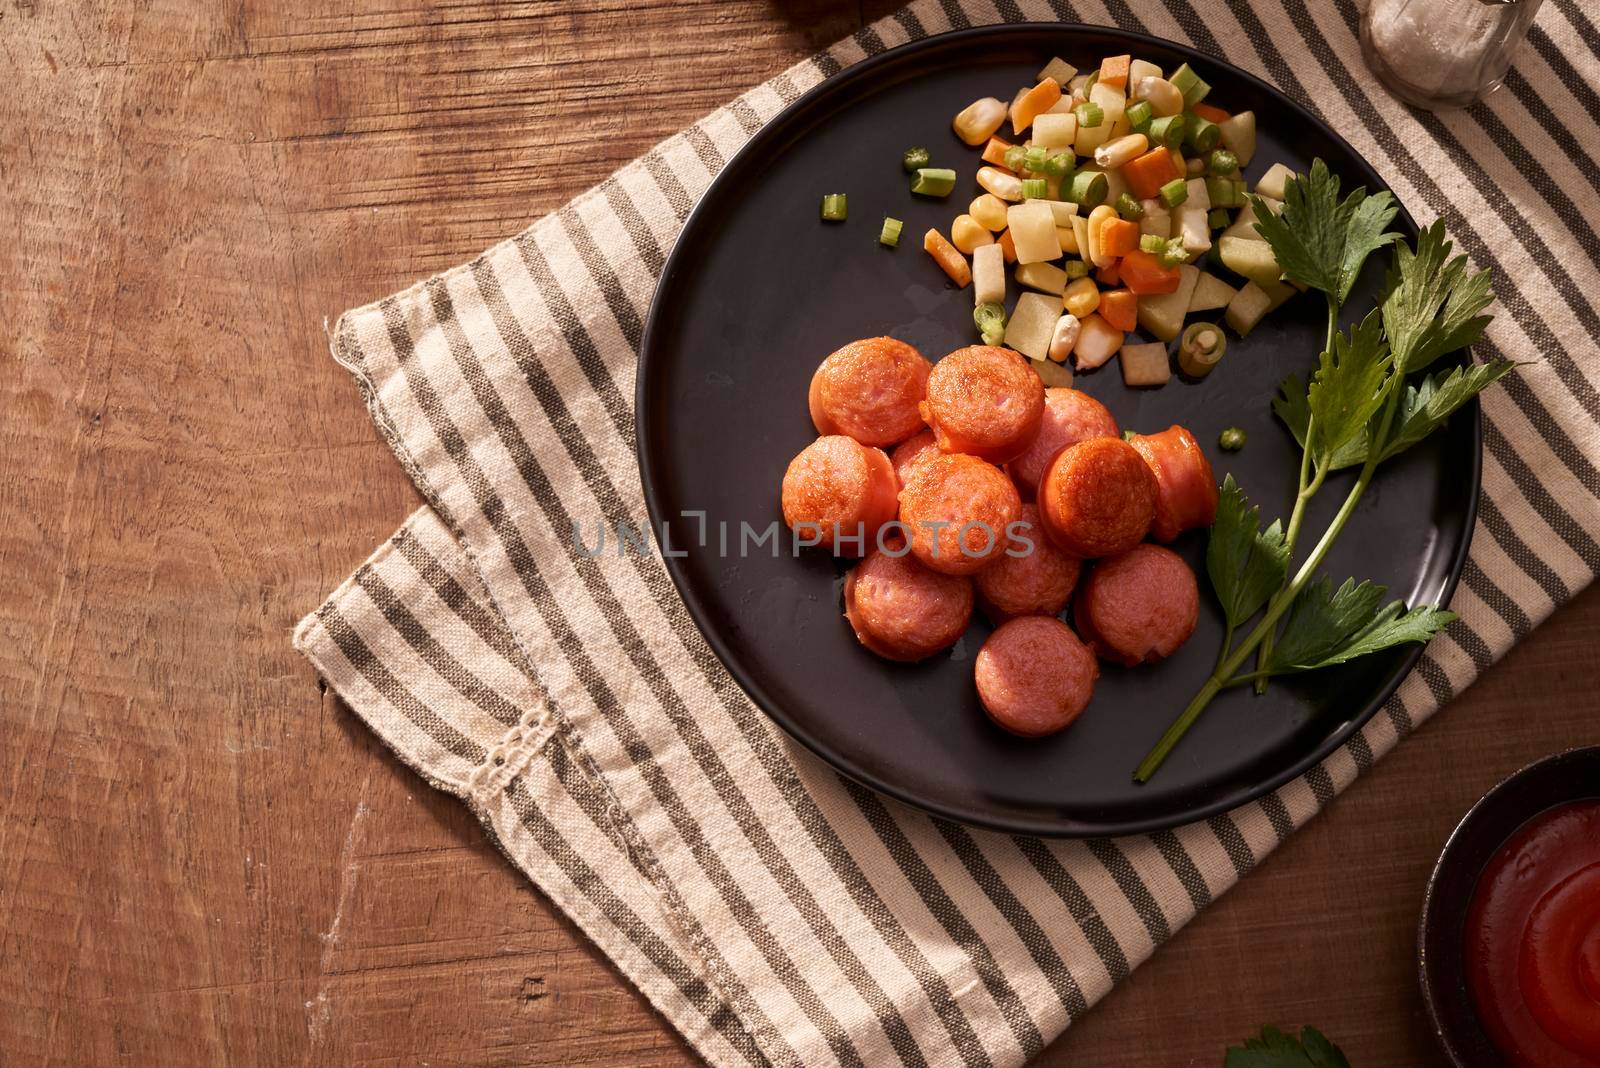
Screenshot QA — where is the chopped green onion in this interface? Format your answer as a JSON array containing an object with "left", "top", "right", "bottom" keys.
[
  {"left": 1075, "top": 101, "right": 1104, "bottom": 128},
  {"left": 1205, "top": 176, "right": 1244, "bottom": 207},
  {"left": 1125, "top": 99, "right": 1153, "bottom": 133},
  {"left": 1063, "top": 259, "right": 1089, "bottom": 279},
  {"left": 1115, "top": 192, "right": 1145, "bottom": 220},
  {"left": 1024, "top": 145, "right": 1049, "bottom": 172},
  {"left": 1065, "top": 169, "right": 1108, "bottom": 207},
  {"left": 1169, "top": 62, "right": 1211, "bottom": 105},
  {"left": 1218, "top": 426, "right": 1246, "bottom": 451},
  {"left": 1021, "top": 177, "right": 1049, "bottom": 200},
  {"left": 1158, "top": 178, "right": 1188, "bottom": 208},
  {"left": 1208, "top": 207, "right": 1231, "bottom": 229},
  {"left": 1140, "top": 233, "right": 1168, "bottom": 254},
  {"left": 1147, "top": 114, "right": 1186, "bottom": 148},
  {"left": 1184, "top": 114, "right": 1220, "bottom": 153},
  {"left": 1038, "top": 150, "right": 1074, "bottom": 179},
  {"left": 1003, "top": 144, "right": 1029, "bottom": 173},
  {"left": 1207, "top": 149, "right": 1238, "bottom": 175},
  {"left": 1157, "top": 237, "right": 1190, "bottom": 267},
  {"left": 879, "top": 217, "right": 903, "bottom": 247},
  {"left": 974, "top": 301, "right": 1007, "bottom": 346},
  {"left": 820, "top": 193, "right": 848, "bottom": 221},
  {"left": 1084, "top": 69, "right": 1099, "bottom": 92},
  {"left": 901, "top": 147, "right": 931, "bottom": 173},
  {"left": 910, "top": 168, "right": 957, "bottom": 196}
]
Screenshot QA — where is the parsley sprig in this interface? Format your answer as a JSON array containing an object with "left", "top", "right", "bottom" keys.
[
  {"left": 1246, "top": 161, "right": 1398, "bottom": 691},
  {"left": 1133, "top": 199, "right": 1513, "bottom": 783},
  {"left": 1225, "top": 1025, "right": 1351, "bottom": 1068}
]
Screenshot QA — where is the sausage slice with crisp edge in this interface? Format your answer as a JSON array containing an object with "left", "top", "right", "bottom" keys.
[
  {"left": 1127, "top": 425, "right": 1219, "bottom": 543},
  {"left": 1038, "top": 437, "right": 1158, "bottom": 558},
  {"left": 975, "top": 616, "right": 1099, "bottom": 737},
  {"left": 974, "top": 503, "right": 1082, "bottom": 623},
  {"left": 898, "top": 452, "right": 1022, "bottom": 576},
  {"left": 1007, "top": 387, "right": 1120, "bottom": 500},
  {"left": 781, "top": 435, "right": 898, "bottom": 556},
  {"left": 808, "top": 336, "right": 932, "bottom": 448},
  {"left": 1074, "top": 543, "right": 1199, "bottom": 666},
  {"left": 843, "top": 549, "right": 973, "bottom": 662},
  {"left": 919, "top": 345, "right": 1045, "bottom": 464}
]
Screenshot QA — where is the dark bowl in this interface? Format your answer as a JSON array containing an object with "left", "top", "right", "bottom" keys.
[{"left": 1418, "top": 746, "right": 1600, "bottom": 1066}]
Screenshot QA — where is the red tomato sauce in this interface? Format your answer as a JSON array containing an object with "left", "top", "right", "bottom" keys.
[{"left": 1465, "top": 800, "right": 1600, "bottom": 1067}]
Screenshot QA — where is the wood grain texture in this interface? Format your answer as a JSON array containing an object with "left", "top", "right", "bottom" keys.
[{"left": 0, "top": 3, "right": 1594, "bottom": 1065}]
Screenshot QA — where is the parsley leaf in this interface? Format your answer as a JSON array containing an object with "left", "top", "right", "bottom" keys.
[
  {"left": 1381, "top": 220, "right": 1493, "bottom": 375},
  {"left": 1378, "top": 358, "right": 1520, "bottom": 462},
  {"left": 1251, "top": 159, "right": 1398, "bottom": 303},
  {"left": 1207, "top": 475, "right": 1288, "bottom": 629},
  {"left": 1226, "top": 1025, "right": 1352, "bottom": 1068},
  {"left": 1306, "top": 309, "right": 1390, "bottom": 471},
  {"left": 1266, "top": 577, "right": 1454, "bottom": 673}
]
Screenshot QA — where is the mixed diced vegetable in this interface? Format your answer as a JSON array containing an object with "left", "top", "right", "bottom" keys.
[{"left": 914, "top": 54, "right": 1302, "bottom": 387}]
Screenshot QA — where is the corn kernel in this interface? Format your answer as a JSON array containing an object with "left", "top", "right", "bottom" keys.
[{"left": 1063, "top": 277, "right": 1101, "bottom": 318}]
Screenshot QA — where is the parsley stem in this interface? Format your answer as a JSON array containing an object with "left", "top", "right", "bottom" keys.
[
  {"left": 1253, "top": 292, "right": 1341, "bottom": 695},
  {"left": 1136, "top": 379, "right": 1405, "bottom": 784}
]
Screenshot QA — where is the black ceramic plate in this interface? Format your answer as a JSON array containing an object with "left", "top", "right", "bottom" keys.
[
  {"left": 1418, "top": 747, "right": 1600, "bottom": 1066},
  {"left": 636, "top": 24, "right": 1479, "bottom": 836}
]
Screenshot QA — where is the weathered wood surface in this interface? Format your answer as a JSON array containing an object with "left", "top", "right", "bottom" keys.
[{"left": 2, "top": 3, "right": 1595, "bottom": 1064}]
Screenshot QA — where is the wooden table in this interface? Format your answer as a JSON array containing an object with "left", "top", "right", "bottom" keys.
[{"left": 3, "top": 3, "right": 1595, "bottom": 1064}]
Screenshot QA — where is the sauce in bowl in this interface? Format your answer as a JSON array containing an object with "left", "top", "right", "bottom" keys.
[{"left": 1465, "top": 800, "right": 1600, "bottom": 1067}]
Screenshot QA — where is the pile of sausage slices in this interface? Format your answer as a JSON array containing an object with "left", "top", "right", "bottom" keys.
[{"left": 781, "top": 337, "right": 1219, "bottom": 739}]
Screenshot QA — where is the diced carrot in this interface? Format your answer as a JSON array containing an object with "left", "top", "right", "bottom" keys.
[
  {"left": 923, "top": 229, "right": 971, "bottom": 288},
  {"left": 1122, "top": 148, "right": 1182, "bottom": 200},
  {"left": 1101, "top": 218, "right": 1139, "bottom": 258},
  {"left": 1119, "top": 249, "right": 1182, "bottom": 294},
  {"left": 980, "top": 136, "right": 1015, "bottom": 169},
  {"left": 1100, "top": 288, "right": 1138, "bottom": 332},
  {"left": 1009, "top": 78, "right": 1063, "bottom": 136},
  {"left": 1099, "top": 54, "right": 1131, "bottom": 90},
  {"left": 1191, "top": 102, "right": 1232, "bottom": 124},
  {"left": 997, "top": 228, "right": 1017, "bottom": 264},
  {"left": 1096, "top": 261, "right": 1121, "bottom": 287}
]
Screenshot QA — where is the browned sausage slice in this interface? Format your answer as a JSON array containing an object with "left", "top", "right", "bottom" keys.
[
  {"left": 808, "top": 336, "right": 932, "bottom": 448},
  {"left": 780, "top": 435, "right": 898, "bottom": 556},
  {"left": 890, "top": 428, "right": 939, "bottom": 488},
  {"left": 1074, "top": 543, "right": 1199, "bottom": 666},
  {"left": 919, "top": 345, "right": 1045, "bottom": 464},
  {"left": 975, "top": 616, "right": 1099, "bottom": 737},
  {"left": 1037, "top": 437, "right": 1158, "bottom": 558},
  {"left": 974, "top": 504, "right": 1082, "bottom": 624},
  {"left": 898, "top": 452, "right": 1022, "bottom": 576},
  {"left": 1007, "top": 387, "right": 1120, "bottom": 499},
  {"left": 843, "top": 549, "right": 973, "bottom": 661},
  {"left": 1127, "top": 425, "right": 1219, "bottom": 543}
]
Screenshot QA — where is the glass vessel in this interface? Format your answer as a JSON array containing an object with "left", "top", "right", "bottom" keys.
[{"left": 1360, "top": 0, "right": 1544, "bottom": 110}]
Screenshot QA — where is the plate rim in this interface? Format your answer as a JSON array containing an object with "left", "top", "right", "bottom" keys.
[{"left": 635, "top": 21, "right": 1483, "bottom": 837}]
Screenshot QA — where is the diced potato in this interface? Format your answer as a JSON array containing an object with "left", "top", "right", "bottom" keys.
[
  {"left": 1072, "top": 313, "right": 1123, "bottom": 370},
  {"left": 1074, "top": 81, "right": 1125, "bottom": 156},
  {"left": 1044, "top": 200, "right": 1080, "bottom": 227},
  {"left": 972, "top": 243, "right": 1006, "bottom": 306},
  {"left": 1217, "top": 110, "right": 1257, "bottom": 167},
  {"left": 1014, "top": 261, "right": 1068, "bottom": 295},
  {"left": 1140, "top": 199, "right": 1171, "bottom": 239},
  {"left": 1255, "top": 162, "right": 1296, "bottom": 201},
  {"left": 1033, "top": 112, "right": 1078, "bottom": 149},
  {"left": 1128, "top": 59, "right": 1163, "bottom": 92},
  {"left": 1038, "top": 57, "right": 1078, "bottom": 85},
  {"left": 1260, "top": 278, "right": 1298, "bottom": 311},
  {"left": 1220, "top": 197, "right": 1274, "bottom": 242},
  {"left": 1005, "top": 292, "right": 1061, "bottom": 361},
  {"left": 1030, "top": 357, "right": 1075, "bottom": 388},
  {"left": 1225, "top": 281, "right": 1273, "bottom": 337},
  {"left": 1173, "top": 204, "right": 1212, "bottom": 254},
  {"left": 1120, "top": 342, "right": 1171, "bottom": 387},
  {"left": 1044, "top": 96, "right": 1077, "bottom": 115},
  {"left": 1007, "top": 201, "right": 1061, "bottom": 265},
  {"left": 1218, "top": 235, "right": 1282, "bottom": 287},
  {"left": 1070, "top": 215, "right": 1090, "bottom": 261},
  {"left": 1185, "top": 177, "right": 1212, "bottom": 212},
  {"left": 1137, "top": 264, "right": 1200, "bottom": 341},
  {"left": 1188, "top": 272, "right": 1238, "bottom": 312}
]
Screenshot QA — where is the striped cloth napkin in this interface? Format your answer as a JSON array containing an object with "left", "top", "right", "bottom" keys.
[{"left": 293, "top": 0, "right": 1600, "bottom": 1063}]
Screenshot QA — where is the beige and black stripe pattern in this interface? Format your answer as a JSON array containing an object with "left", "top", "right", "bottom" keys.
[{"left": 295, "top": 2, "right": 1600, "bottom": 1064}]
